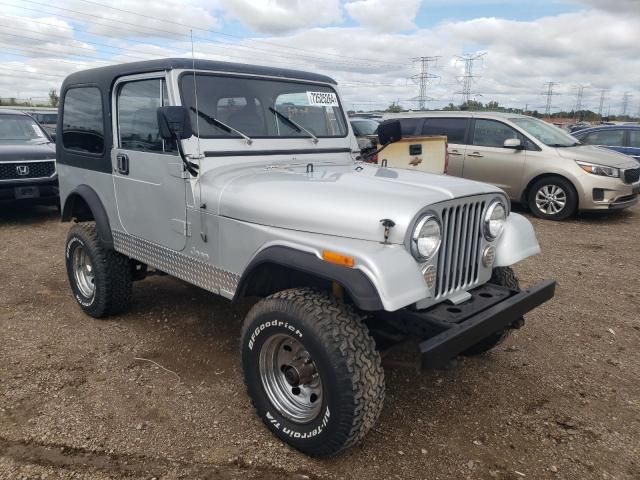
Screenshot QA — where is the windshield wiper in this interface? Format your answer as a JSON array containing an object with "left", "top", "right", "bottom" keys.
[
  {"left": 189, "top": 107, "right": 252, "bottom": 145},
  {"left": 269, "top": 107, "right": 319, "bottom": 144}
]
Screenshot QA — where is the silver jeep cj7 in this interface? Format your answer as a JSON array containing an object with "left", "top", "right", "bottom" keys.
[{"left": 57, "top": 58, "right": 555, "bottom": 457}]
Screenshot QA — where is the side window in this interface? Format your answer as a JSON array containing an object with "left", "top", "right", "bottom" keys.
[
  {"left": 472, "top": 119, "right": 520, "bottom": 148},
  {"left": 421, "top": 118, "right": 468, "bottom": 144},
  {"left": 628, "top": 130, "right": 640, "bottom": 148},
  {"left": 398, "top": 118, "right": 422, "bottom": 136},
  {"left": 582, "top": 129, "right": 624, "bottom": 146},
  {"left": 62, "top": 87, "right": 104, "bottom": 154},
  {"left": 118, "top": 78, "right": 173, "bottom": 153}
]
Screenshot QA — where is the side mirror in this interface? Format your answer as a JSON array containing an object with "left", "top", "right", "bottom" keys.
[
  {"left": 377, "top": 120, "right": 402, "bottom": 146},
  {"left": 157, "top": 106, "right": 193, "bottom": 140},
  {"left": 504, "top": 138, "right": 523, "bottom": 149}
]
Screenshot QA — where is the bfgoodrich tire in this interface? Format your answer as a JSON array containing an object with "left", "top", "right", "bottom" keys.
[
  {"left": 240, "top": 288, "right": 385, "bottom": 457},
  {"left": 65, "top": 222, "right": 132, "bottom": 318},
  {"left": 461, "top": 267, "right": 521, "bottom": 356}
]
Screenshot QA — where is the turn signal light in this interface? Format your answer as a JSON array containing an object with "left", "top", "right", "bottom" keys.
[{"left": 322, "top": 250, "right": 355, "bottom": 268}]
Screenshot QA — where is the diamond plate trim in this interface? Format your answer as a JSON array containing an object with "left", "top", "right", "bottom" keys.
[{"left": 112, "top": 230, "right": 239, "bottom": 298}]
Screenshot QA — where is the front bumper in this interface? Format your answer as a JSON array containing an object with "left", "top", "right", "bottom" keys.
[
  {"left": 394, "top": 280, "right": 556, "bottom": 368},
  {"left": 0, "top": 177, "right": 59, "bottom": 202},
  {"left": 577, "top": 176, "right": 640, "bottom": 210}
]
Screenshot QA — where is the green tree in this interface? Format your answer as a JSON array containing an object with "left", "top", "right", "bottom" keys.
[
  {"left": 385, "top": 102, "right": 403, "bottom": 113},
  {"left": 49, "top": 88, "right": 59, "bottom": 108}
]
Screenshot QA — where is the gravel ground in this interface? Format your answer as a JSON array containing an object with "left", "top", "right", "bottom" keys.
[{"left": 1, "top": 203, "right": 639, "bottom": 480}]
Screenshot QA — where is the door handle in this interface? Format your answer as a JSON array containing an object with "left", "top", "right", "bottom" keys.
[
  {"left": 116, "top": 153, "right": 129, "bottom": 175},
  {"left": 448, "top": 149, "right": 463, "bottom": 156},
  {"left": 467, "top": 152, "right": 483, "bottom": 158}
]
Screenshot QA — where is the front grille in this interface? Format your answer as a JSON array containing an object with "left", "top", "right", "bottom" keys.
[
  {"left": 0, "top": 161, "right": 55, "bottom": 180},
  {"left": 623, "top": 168, "right": 640, "bottom": 184},
  {"left": 435, "top": 199, "right": 486, "bottom": 298}
]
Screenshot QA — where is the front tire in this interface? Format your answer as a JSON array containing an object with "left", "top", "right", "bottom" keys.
[
  {"left": 461, "top": 267, "right": 521, "bottom": 356},
  {"left": 240, "top": 288, "right": 385, "bottom": 457},
  {"left": 528, "top": 176, "right": 577, "bottom": 220},
  {"left": 65, "top": 223, "right": 132, "bottom": 318}
]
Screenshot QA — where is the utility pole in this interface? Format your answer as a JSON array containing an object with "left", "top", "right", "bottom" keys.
[
  {"left": 573, "top": 85, "right": 587, "bottom": 120},
  {"left": 410, "top": 56, "right": 440, "bottom": 110},
  {"left": 455, "top": 53, "right": 486, "bottom": 104},
  {"left": 543, "top": 81, "right": 558, "bottom": 118},
  {"left": 597, "top": 88, "right": 608, "bottom": 118},
  {"left": 622, "top": 91, "right": 632, "bottom": 116}
]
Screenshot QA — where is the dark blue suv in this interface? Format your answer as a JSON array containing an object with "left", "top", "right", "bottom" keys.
[{"left": 573, "top": 125, "right": 640, "bottom": 163}]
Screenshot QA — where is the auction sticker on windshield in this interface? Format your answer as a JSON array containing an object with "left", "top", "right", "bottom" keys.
[{"left": 307, "top": 91, "right": 339, "bottom": 107}]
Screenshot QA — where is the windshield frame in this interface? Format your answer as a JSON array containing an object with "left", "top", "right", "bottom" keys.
[
  {"left": 509, "top": 116, "right": 580, "bottom": 148},
  {"left": 0, "top": 113, "right": 51, "bottom": 145},
  {"left": 177, "top": 71, "right": 349, "bottom": 140}
]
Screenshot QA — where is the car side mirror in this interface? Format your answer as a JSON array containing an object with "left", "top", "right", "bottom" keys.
[
  {"left": 157, "top": 106, "right": 193, "bottom": 140},
  {"left": 377, "top": 120, "right": 402, "bottom": 146},
  {"left": 504, "top": 138, "right": 523, "bottom": 149}
]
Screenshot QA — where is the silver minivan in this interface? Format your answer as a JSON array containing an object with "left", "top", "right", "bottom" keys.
[{"left": 384, "top": 111, "right": 640, "bottom": 219}]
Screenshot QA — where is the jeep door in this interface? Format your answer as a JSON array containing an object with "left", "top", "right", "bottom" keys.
[
  {"left": 462, "top": 119, "right": 526, "bottom": 198},
  {"left": 112, "top": 75, "right": 187, "bottom": 251}
]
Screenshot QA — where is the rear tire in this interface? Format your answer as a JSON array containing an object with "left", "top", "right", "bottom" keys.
[
  {"left": 528, "top": 176, "right": 577, "bottom": 220},
  {"left": 65, "top": 223, "right": 132, "bottom": 318},
  {"left": 461, "top": 267, "right": 521, "bottom": 356},
  {"left": 240, "top": 288, "right": 385, "bottom": 457}
]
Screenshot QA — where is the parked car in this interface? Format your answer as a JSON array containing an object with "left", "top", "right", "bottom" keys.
[
  {"left": 384, "top": 112, "right": 640, "bottom": 220},
  {"left": 0, "top": 109, "right": 58, "bottom": 205},
  {"left": 58, "top": 58, "right": 554, "bottom": 457},
  {"left": 30, "top": 110, "right": 58, "bottom": 139},
  {"left": 573, "top": 124, "right": 640, "bottom": 163},
  {"left": 350, "top": 117, "right": 379, "bottom": 159}
]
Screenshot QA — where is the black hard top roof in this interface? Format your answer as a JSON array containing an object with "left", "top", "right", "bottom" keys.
[{"left": 62, "top": 58, "right": 337, "bottom": 88}]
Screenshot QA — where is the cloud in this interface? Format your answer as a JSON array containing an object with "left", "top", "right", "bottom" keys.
[
  {"left": 221, "top": 0, "right": 343, "bottom": 34},
  {"left": 345, "top": 0, "right": 422, "bottom": 32},
  {"left": 572, "top": 0, "right": 640, "bottom": 14}
]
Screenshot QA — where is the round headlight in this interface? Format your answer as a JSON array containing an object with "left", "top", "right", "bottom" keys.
[
  {"left": 411, "top": 215, "right": 442, "bottom": 260},
  {"left": 484, "top": 200, "right": 506, "bottom": 240}
]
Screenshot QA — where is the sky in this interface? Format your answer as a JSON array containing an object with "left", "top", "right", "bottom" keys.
[{"left": 0, "top": 0, "right": 639, "bottom": 114}]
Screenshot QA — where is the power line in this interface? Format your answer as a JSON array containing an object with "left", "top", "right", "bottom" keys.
[
  {"left": 455, "top": 52, "right": 486, "bottom": 103},
  {"left": 543, "top": 81, "right": 558, "bottom": 117},
  {"left": 410, "top": 56, "right": 439, "bottom": 110}
]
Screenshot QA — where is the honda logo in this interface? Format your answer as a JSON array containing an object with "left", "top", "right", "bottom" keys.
[{"left": 16, "top": 165, "right": 29, "bottom": 176}]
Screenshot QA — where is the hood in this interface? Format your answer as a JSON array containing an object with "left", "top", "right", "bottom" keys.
[
  {"left": 202, "top": 163, "right": 502, "bottom": 244},
  {"left": 0, "top": 143, "right": 56, "bottom": 162},
  {"left": 556, "top": 145, "right": 638, "bottom": 169}
]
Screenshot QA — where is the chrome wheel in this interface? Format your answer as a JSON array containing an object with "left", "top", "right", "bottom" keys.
[
  {"left": 258, "top": 333, "right": 323, "bottom": 423},
  {"left": 535, "top": 184, "right": 567, "bottom": 215},
  {"left": 72, "top": 245, "right": 95, "bottom": 299}
]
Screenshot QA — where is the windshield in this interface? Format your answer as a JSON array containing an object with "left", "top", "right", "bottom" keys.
[
  {"left": 351, "top": 119, "right": 379, "bottom": 135},
  {"left": 180, "top": 74, "right": 347, "bottom": 139},
  {"left": 510, "top": 117, "right": 579, "bottom": 147},
  {"left": 0, "top": 114, "right": 50, "bottom": 144}
]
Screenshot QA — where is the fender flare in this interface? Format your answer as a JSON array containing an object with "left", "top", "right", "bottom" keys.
[
  {"left": 61, "top": 184, "right": 114, "bottom": 249},
  {"left": 234, "top": 245, "right": 384, "bottom": 311}
]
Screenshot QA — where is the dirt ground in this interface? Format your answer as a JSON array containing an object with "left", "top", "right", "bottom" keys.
[{"left": 1, "top": 203, "right": 639, "bottom": 480}]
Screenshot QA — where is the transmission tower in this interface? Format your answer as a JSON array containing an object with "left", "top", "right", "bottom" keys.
[
  {"left": 573, "top": 85, "right": 587, "bottom": 119},
  {"left": 410, "top": 56, "right": 440, "bottom": 110},
  {"left": 543, "top": 81, "right": 558, "bottom": 117},
  {"left": 622, "top": 91, "right": 632, "bottom": 116},
  {"left": 455, "top": 53, "right": 486, "bottom": 104},
  {"left": 597, "top": 88, "right": 608, "bottom": 117}
]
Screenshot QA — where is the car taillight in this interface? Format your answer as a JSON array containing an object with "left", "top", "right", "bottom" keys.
[{"left": 444, "top": 140, "right": 449, "bottom": 174}]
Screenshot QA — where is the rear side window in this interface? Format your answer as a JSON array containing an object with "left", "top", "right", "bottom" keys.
[
  {"left": 628, "top": 130, "right": 640, "bottom": 148},
  {"left": 117, "top": 78, "right": 173, "bottom": 153},
  {"left": 398, "top": 118, "right": 422, "bottom": 136},
  {"left": 472, "top": 119, "right": 520, "bottom": 148},
  {"left": 62, "top": 87, "right": 104, "bottom": 154},
  {"left": 581, "top": 129, "right": 624, "bottom": 147},
  {"left": 421, "top": 118, "right": 468, "bottom": 143}
]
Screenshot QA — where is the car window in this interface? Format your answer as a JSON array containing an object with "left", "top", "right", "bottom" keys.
[
  {"left": 62, "top": 87, "right": 104, "bottom": 154},
  {"left": 581, "top": 129, "right": 624, "bottom": 147},
  {"left": 472, "top": 119, "right": 520, "bottom": 148},
  {"left": 117, "top": 78, "right": 174, "bottom": 153},
  {"left": 626, "top": 130, "right": 640, "bottom": 148},
  {"left": 397, "top": 118, "right": 422, "bottom": 136},
  {"left": 421, "top": 118, "right": 468, "bottom": 144},
  {"left": 351, "top": 119, "right": 379, "bottom": 136},
  {"left": 0, "top": 114, "right": 49, "bottom": 145}
]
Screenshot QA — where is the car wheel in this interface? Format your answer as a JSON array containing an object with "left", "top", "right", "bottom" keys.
[
  {"left": 240, "top": 288, "right": 385, "bottom": 457},
  {"left": 461, "top": 267, "right": 521, "bottom": 356},
  {"left": 528, "top": 177, "right": 577, "bottom": 220},
  {"left": 65, "top": 222, "right": 132, "bottom": 318}
]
